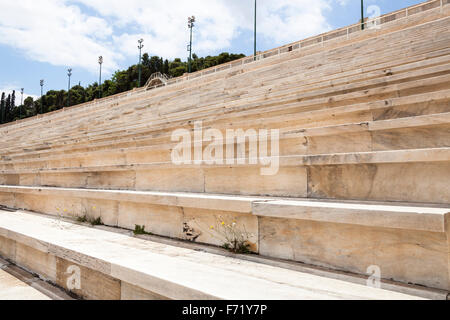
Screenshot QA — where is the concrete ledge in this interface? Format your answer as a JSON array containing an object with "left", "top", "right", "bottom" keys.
[{"left": 0, "top": 209, "right": 433, "bottom": 300}]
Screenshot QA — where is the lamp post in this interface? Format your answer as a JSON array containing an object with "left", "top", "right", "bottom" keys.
[
  {"left": 254, "top": 0, "right": 257, "bottom": 61},
  {"left": 138, "top": 39, "right": 144, "bottom": 87},
  {"left": 40, "top": 80, "right": 44, "bottom": 114},
  {"left": 98, "top": 56, "right": 103, "bottom": 99},
  {"left": 361, "top": 0, "right": 365, "bottom": 30},
  {"left": 187, "top": 16, "right": 196, "bottom": 73},
  {"left": 20, "top": 88, "right": 24, "bottom": 119},
  {"left": 67, "top": 68, "right": 72, "bottom": 107}
]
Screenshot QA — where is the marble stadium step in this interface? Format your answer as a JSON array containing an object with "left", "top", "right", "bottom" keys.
[
  {"left": 0, "top": 257, "right": 74, "bottom": 300},
  {"left": 4, "top": 47, "right": 450, "bottom": 154},
  {"left": 252, "top": 198, "right": 450, "bottom": 233},
  {"left": 1, "top": 147, "right": 448, "bottom": 174},
  {"left": 0, "top": 209, "right": 445, "bottom": 300},
  {"left": 3, "top": 52, "right": 450, "bottom": 156},
  {"left": 2, "top": 13, "right": 446, "bottom": 145},
  {"left": 1, "top": 15, "right": 448, "bottom": 155},
  {"left": 5, "top": 68, "right": 445, "bottom": 161},
  {"left": 0, "top": 186, "right": 263, "bottom": 213},
  {"left": 0, "top": 1, "right": 449, "bottom": 300},
  {"left": 2, "top": 110, "right": 449, "bottom": 166},
  {"left": 3, "top": 65, "right": 449, "bottom": 157},
  {"left": 0, "top": 185, "right": 448, "bottom": 233},
  {"left": 3, "top": 3, "right": 446, "bottom": 135},
  {"left": 1, "top": 148, "right": 448, "bottom": 204},
  {"left": 1, "top": 186, "right": 449, "bottom": 290}
]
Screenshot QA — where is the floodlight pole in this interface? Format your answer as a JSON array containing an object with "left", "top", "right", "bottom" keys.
[
  {"left": 138, "top": 39, "right": 144, "bottom": 87},
  {"left": 98, "top": 56, "right": 103, "bottom": 99},
  {"left": 254, "top": 0, "right": 257, "bottom": 61},
  {"left": 188, "top": 16, "right": 195, "bottom": 73},
  {"left": 20, "top": 88, "right": 24, "bottom": 119},
  {"left": 361, "top": 0, "right": 365, "bottom": 30},
  {"left": 67, "top": 68, "right": 72, "bottom": 107},
  {"left": 40, "top": 80, "right": 44, "bottom": 114}
]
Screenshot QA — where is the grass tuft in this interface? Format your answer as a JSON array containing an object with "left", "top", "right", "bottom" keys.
[
  {"left": 76, "top": 215, "right": 103, "bottom": 226},
  {"left": 133, "top": 225, "right": 153, "bottom": 236}
]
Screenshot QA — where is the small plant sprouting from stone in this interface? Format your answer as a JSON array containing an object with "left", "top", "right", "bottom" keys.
[
  {"left": 221, "top": 241, "right": 251, "bottom": 254},
  {"left": 55, "top": 206, "right": 64, "bottom": 227},
  {"left": 54, "top": 205, "right": 75, "bottom": 229},
  {"left": 133, "top": 225, "right": 153, "bottom": 236},
  {"left": 75, "top": 205, "right": 104, "bottom": 226},
  {"left": 55, "top": 204, "right": 103, "bottom": 227},
  {"left": 207, "top": 216, "right": 253, "bottom": 254},
  {"left": 77, "top": 215, "right": 88, "bottom": 223},
  {"left": 90, "top": 217, "right": 103, "bottom": 226},
  {"left": 77, "top": 215, "right": 103, "bottom": 226}
]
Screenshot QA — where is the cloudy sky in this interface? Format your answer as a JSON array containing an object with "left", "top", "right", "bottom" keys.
[{"left": 0, "top": 0, "right": 424, "bottom": 99}]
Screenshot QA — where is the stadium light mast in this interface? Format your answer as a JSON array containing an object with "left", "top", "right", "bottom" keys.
[
  {"left": 361, "top": 0, "right": 365, "bottom": 30},
  {"left": 20, "top": 88, "right": 24, "bottom": 119},
  {"left": 254, "top": 0, "right": 257, "bottom": 61},
  {"left": 138, "top": 39, "right": 144, "bottom": 87},
  {"left": 40, "top": 80, "right": 44, "bottom": 114},
  {"left": 187, "top": 16, "right": 196, "bottom": 73},
  {"left": 67, "top": 68, "right": 72, "bottom": 107},
  {"left": 98, "top": 56, "right": 103, "bottom": 99}
]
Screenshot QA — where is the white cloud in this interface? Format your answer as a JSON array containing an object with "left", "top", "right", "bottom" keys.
[
  {"left": 255, "top": 0, "right": 332, "bottom": 43},
  {"left": 0, "top": 0, "right": 120, "bottom": 73},
  {"left": 80, "top": 0, "right": 332, "bottom": 57},
  {"left": 77, "top": 0, "right": 244, "bottom": 59},
  {"left": 0, "top": 0, "right": 333, "bottom": 74}
]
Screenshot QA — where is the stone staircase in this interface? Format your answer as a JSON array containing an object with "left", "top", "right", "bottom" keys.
[{"left": 0, "top": 0, "right": 449, "bottom": 300}]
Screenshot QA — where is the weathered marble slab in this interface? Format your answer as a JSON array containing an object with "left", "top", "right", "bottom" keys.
[
  {"left": 258, "top": 216, "right": 449, "bottom": 290},
  {"left": 253, "top": 199, "right": 449, "bottom": 232},
  {"left": 308, "top": 162, "right": 450, "bottom": 203},
  {"left": 0, "top": 209, "right": 431, "bottom": 300}
]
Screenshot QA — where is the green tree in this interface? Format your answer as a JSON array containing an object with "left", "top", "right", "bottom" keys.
[
  {"left": 0, "top": 92, "right": 5, "bottom": 124},
  {"left": 23, "top": 97, "right": 35, "bottom": 117}
]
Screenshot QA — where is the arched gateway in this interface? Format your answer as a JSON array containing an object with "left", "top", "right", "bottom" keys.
[{"left": 145, "top": 72, "right": 171, "bottom": 89}]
